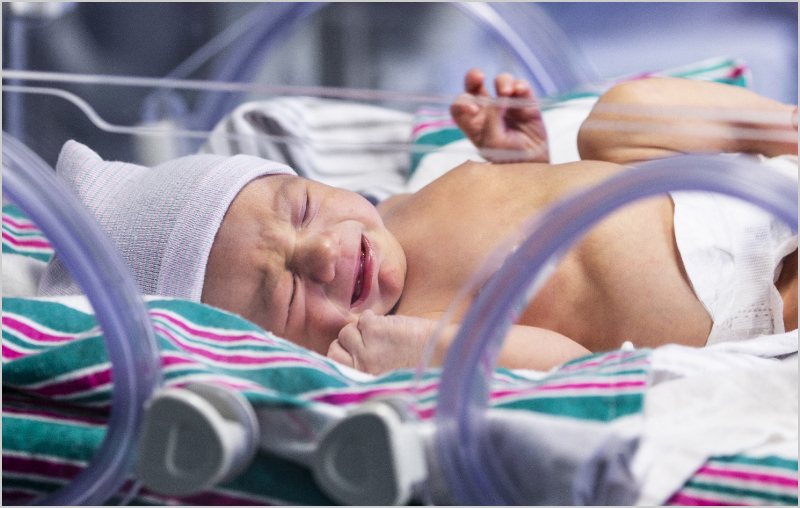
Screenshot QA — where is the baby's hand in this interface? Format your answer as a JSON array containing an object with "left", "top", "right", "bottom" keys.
[
  {"left": 451, "top": 68, "right": 549, "bottom": 163},
  {"left": 327, "top": 310, "right": 438, "bottom": 375}
]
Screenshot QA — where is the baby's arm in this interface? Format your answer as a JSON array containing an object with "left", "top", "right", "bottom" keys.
[
  {"left": 327, "top": 310, "right": 590, "bottom": 375},
  {"left": 578, "top": 77, "right": 798, "bottom": 165},
  {"left": 450, "top": 68, "right": 550, "bottom": 163}
]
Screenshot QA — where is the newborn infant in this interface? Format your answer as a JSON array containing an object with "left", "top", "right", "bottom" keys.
[{"left": 40, "top": 71, "right": 799, "bottom": 375}]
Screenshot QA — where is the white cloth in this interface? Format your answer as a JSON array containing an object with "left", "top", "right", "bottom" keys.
[
  {"left": 670, "top": 155, "right": 798, "bottom": 345},
  {"left": 2, "top": 253, "right": 48, "bottom": 297},
  {"left": 633, "top": 347, "right": 797, "bottom": 505}
]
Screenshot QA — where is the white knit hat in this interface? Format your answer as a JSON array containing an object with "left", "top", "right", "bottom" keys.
[{"left": 38, "top": 140, "right": 296, "bottom": 301}]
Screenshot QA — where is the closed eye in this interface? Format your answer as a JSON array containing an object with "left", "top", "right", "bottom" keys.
[
  {"left": 287, "top": 273, "right": 297, "bottom": 326},
  {"left": 302, "top": 191, "right": 311, "bottom": 225}
]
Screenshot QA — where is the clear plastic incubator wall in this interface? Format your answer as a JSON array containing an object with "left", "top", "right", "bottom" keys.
[{"left": 2, "top": 3, "right": 798, "bottom": 506}]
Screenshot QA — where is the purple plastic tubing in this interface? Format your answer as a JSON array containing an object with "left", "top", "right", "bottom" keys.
[
  {"left": 434, "top": 154, "right": 798, "bottom": 505},
  {"left": 2, "top": 132, "right": 162, "bottom": 505}
]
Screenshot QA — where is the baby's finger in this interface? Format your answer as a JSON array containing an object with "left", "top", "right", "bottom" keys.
[
  {"left": 464, "top": 68, "right": 489, "bottom": 96},
  {"left": 451, "top": 93, "right": 478, "bottom": 110},
  {"left": 512, "top": 78, "right": 534, "bottom": 99},
  {"left": 494, "top": 72, "right": 516, "bottom": 96},
  {"left": 450, "top": 104, "right": 481, "bottom": 129},
  {"left": 337, "top": 321, "right": 363, "bottom": 351},
  {"left": 327, "top": 339, "right": 355, "bottom": 369}
]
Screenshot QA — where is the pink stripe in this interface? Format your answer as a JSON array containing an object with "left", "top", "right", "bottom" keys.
[
  {"left": 3, "top": 315, "right": 87, "bottom": 344},
  {"left": 152, "top": 311, "right": 272, "bottom": 344},
  {"left": 24, "top": 368, "right": 111, "bottom": 398},
  {"left": 155, "top": 324, "right": 324, "bottom": 369},
  {"left": 161, "top": 354, "right": 200, "bottom": 368},
  {"left": 2, "top": 216, "right": 40, "bottom": 230},
  {"left": 411, "top": 119, "right": 456, "bottom": 136},
  {"left": 698, "top": 465, "right": 798, "bottom": 488},
  {"left": 412, "top": 381, "right": 439, "bottom": 396},
  {"left": 3, "top": 392, "right": 110, "bottom": 417},
  {"left": 417, "top": 407, "right": 435, "bottom": 420},
  {"left": 490, "top": 380, "right": 645, "bottom": 399},
  {"left": 313, "top": 386, "right": 411, "bottom": 405},
  {"left": 1, "top": 490, "right": 40, "bottom": 503},
  {"left": 309, "top": 380, "right": 440, "bottom": 406},
  {"left": 142, "top": 488, "right": 270, "bottom": 506},
  {"left": 3, "top": 455, "right": 83, "bottom": 480},
  {"left": 2, "top": 231, "right": 52, "bottom": 249},
  {"left": 2, "top": 343, "right": 28, "bottom": 360},
  {"left": 668, "top": 492, "right": 745, "bottom": 506},
  {"left": 3, "top": 406, "right": 107, "bottom": 427}
]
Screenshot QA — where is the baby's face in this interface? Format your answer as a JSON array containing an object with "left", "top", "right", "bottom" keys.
[{"left": 202, "top": 175, "right": 407, "bottom": 354}]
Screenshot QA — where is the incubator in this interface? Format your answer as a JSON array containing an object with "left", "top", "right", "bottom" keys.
[
  {"left": 3, "top": 78, "right": 797, "bottom": 504},
  {"left": 3, "top": 4, "right": 799, "bottom": 505}
]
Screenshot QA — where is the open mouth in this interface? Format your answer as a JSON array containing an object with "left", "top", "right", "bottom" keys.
[{"left": 351, "top": 235, "right": 373, "bottom": 307}]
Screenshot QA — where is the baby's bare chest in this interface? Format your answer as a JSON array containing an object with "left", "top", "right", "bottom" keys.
[
  {"left": 388, "top": 190, "right": 554, "bottom": 318},
  {"left": 385, "top": 167, "right": 708, "bottom": 349}
]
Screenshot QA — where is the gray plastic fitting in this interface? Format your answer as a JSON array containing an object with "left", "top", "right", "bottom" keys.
[{"left": 136, "top": 382, "right": 259, "bottom": 497}]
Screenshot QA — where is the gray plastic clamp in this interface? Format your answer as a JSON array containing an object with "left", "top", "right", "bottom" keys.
[
  {"left": 312, "top": 399, "right": 428, "bottom": 505},
  {"left": 135, "top": 382, "right": 259, "bottom": 497}
]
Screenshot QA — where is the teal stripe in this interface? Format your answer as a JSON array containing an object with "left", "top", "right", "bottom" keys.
[
  {"left": 1, "top": 227, "right": 49, "bottom": 239},
  {"left": 237, "top": 365, "right": 350, "bottom": 394},
  {"left": 682, "top": 480, "right": 798, "bottom": 505},
  {"left": 413, "top": 128, "right": 465, "bottom": 147},
  {"left": 495, "top": 393, "right": 643, "bottom": 421},
  {"left": 716, "top": 75, "right": 748, "bottom": 88},
  {"left": 3, "top": 336, "right": 109, "bottom": 387},
  {"left": 57, "top": 390, "right": 113, "bottom": 406},
  {"left": 148, "top": 299, "right": 264, "bottom": 333},
  {"left": 409, "top": 128, "right": 466, "bottom": 175},
  {"left": 244, "top": 391, "right": 312, "bottom": 409},
  {"left": 3, "top": 414, "right": 105, "bottom": 462},
  {"left": 1, "top": 244, "right": 53, "bottom": 262},
  {"left": 3, "top": 298, "right": 97, "bottom": 334},
  {"left": 711, "top": 454, "right": 799, "bottom": 471},
  {"left": 542, "top": 90, "right": 603, "bottom": 106},
  {"left": 153, "top": 320, "right": 280, "bottom": 353},
  {"left": 3, "top": 330, "right": 51, "bottom": 352},
  {"left": 670, "top": 60, "right": 734, "bottom": 78},
  {"left": 222, "top": 452, "right": 334, "bottom": 505},
  {"left": 3, "top": 204, "right": 28, "bottom": 219},
  {"left": 1, "top": 477, "right": 62, "bottom": 499}
]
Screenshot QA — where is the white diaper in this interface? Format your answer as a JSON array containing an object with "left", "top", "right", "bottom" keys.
[{"left": 670, "top": 155, "right": 798, "bottom": 346}]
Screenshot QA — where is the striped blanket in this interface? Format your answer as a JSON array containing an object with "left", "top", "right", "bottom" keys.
[
  {"left": 3, "top": 294, "right": 796, "bottom": 505},
  {"left": 3, "top": 202, "right": 798, "bottom": 505}
]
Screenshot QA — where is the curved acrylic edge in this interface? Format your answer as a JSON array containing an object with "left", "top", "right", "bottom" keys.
[{"left": 2, "top": 132, "right": 162, "bottom": 505}]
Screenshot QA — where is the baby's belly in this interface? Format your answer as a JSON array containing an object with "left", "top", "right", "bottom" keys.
[{"left": 517, "top": 196, "right": 713, "bottom": 352}]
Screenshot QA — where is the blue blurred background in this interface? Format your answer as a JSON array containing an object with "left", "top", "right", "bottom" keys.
[{"left": 3, "top": 2, "right": 797, "bottom": 167}]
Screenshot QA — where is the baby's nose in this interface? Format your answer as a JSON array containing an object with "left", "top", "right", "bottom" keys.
[{"left": 297, "top": 234, "right": 338, "bottom": 284}]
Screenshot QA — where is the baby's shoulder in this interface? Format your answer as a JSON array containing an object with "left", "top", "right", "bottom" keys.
[{"left": 376, "top": 192, "right": 412, "bottom": 217}]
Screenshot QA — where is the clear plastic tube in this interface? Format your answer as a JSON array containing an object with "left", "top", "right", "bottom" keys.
[
  {"left": 2, "top": 133, "right": 162, "bottom": 505},
  {"left": 433, "top": 154, "right": 798, "bottom": 505}
]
